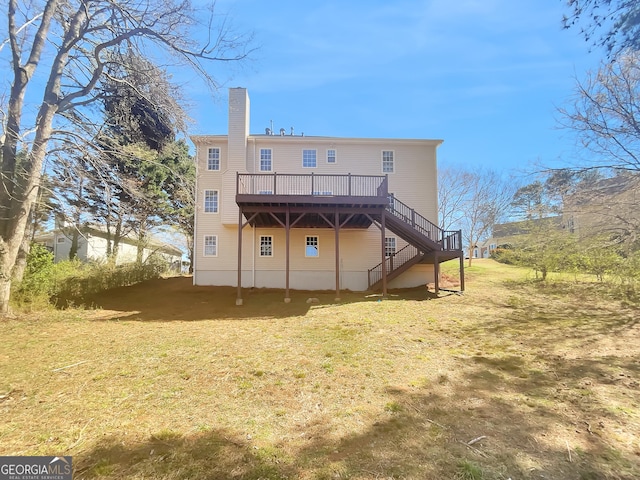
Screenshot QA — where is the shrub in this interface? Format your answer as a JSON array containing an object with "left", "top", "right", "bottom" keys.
[
  {"left": 12, "top": 244, "right": 56, "bottom": 307},
  {"left": 12, "top": 246, "right": 171, "bottom": 309}
]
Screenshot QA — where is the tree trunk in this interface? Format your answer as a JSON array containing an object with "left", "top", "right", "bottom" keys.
[
  {"left": 11, "top": 232, "right": 31, "bottom": 283},
  {"left": 136, "top": 225, "right": 147, "bottom": 265},
  {"left": 0, "top": 108, "right": 56, "bottom": 313},
  {"left": 111, "top": 220, "right": 122, "bottom": 265},
  {"left": 0, "top": 276, "right": 12, "bottom": 316},
  {"left": 69, "top": 230, "right": 79, "bottom": 260}
]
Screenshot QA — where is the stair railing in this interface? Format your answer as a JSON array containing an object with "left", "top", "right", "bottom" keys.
[
  {"left": 367, "top": 244, "right": 421, "bottom": 287},
  {"left": 386, "top": 196, "right": 461, "bottom": 251}
]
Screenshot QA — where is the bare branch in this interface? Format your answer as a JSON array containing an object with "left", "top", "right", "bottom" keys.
[{"left": 558, "top": 50, "right": 640, "bottom": 172}]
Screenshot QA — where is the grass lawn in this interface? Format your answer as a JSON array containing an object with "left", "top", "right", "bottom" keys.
[{"left": 1, "top": 259, "right": 638, "bottom": 479}]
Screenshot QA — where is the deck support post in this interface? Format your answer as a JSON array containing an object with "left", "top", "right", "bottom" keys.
[
  {"left": 236, "top": 207, "right": 244, "bottom": 306},
  {"left": 334, "top": 209, "right": 341, "bottom": 301},
  {"left": 459, "top": 252, "right": 465, "bottom": 292},
  {"left": 381, "top": 211, "right": 387, "bottom": 297},
  {"left": 285, "top": 208, "right": 291, "bottom": 303},
  {"left": 434, "top": 252, "right": 440, "bottom": 295}
]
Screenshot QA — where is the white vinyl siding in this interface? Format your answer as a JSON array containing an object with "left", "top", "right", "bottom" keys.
[
  {"left": 207, "top": 148, "right": 220, "bottom": 170},
  {"left": 204, "top": 190, "right": 219, "bottom": 213},
  {"left": 260, "top": 148, "right": 272, "bottom": 171},
  {"left": 204, "top": 235, "right": 217, "bottom": 256},
  {"left": 302, "top": 149, "right": 317, "bottom": 168},
  {"left": 382, "top": 150, "right": 394, "bottom": 173},
  {"left": 305, "top": 236, "right": 319, "bottom": 257}
]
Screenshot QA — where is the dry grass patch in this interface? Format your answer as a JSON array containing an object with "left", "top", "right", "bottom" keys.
[{"left": 1, "top": 259, "right": 639, "bottom": 479}]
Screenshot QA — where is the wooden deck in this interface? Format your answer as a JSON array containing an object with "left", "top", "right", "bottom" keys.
[
  {"left": 234, "top": 173, "right": 464, "bottom": 302},
  {"left": 236, "top": 173, "right": 389, "bottom": 228}
]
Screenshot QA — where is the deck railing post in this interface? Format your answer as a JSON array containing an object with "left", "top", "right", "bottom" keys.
[
  {"left": 236, "top": 172, "right": 240, "bottom": 194},
  {"left": 273, "top": 172, "right": 277, "bottom": 195},
  {"left": 311, "top": 172, "right": 314, "bottom": 195},
  {"left": 348, "top": 173, "right": 352, "bottom": 196},
  {"left": 411, "top": 208, "right": 415, "bottom": 227}
]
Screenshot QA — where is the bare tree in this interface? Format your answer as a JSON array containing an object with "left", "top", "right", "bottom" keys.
[
  {"left": 438, "top": 167, "right": 475, "bottom": 232},
  {"left": 438, "top": 166, "right": 515, "bottom": 266},
  {"left": 461, "top": 169, "right": 515, "bottom": 266},
  {"left": 558, "top": 50, "right": 640, "bottom": 172},
  {"left": 0, "top": 0, "right": 253, "bottom": 313}
]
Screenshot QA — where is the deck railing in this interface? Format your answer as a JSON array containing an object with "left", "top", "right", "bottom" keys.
[
  {"left": 442, "top": 230, "right": 462, "bottom": 251},
  {"left": 237, "top": 173, "right": 388, "bottom": 198}
]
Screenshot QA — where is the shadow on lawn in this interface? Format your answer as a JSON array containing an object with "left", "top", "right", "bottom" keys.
[
  {"left": 480, "top": 280, "right": 639, "bottom": 347},
  {"left": 73, "top": 356, "right": 640, "bottom": 480},
  {"left": 79, "top": 276, "right": 442, "bottom": 322}
]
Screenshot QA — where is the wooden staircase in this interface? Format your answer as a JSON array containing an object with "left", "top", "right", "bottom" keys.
[{"left": 367, "top": 195, "right": 463, "bottom": 290}]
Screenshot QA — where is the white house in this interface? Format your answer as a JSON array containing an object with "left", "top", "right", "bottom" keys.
[
  {"left": 191, "top": 88, "right": 463, "bottom": 304},
  {"left": 35, "top": 226, "right": 183, "bottom": 267}
]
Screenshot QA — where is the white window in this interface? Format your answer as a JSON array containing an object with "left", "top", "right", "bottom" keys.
[
  {"left": 312, "top": 190, "right": 333, "bottom": 196},
  {"left": 207, "top": 148, "right": 220, "bottom": 171},
  {"left": 204, "top": 190, "right": 219, "bottom": 213},
  {"left": 204, "top": 235, "right": 217, "bottom": 256},
  {"left": 385, "top": 237, "right": 396, "bottom": 257},
  {"left": 260, "top": 236, "right": 273, "bottom": 257},
  {"left": 305, "top": 236, "right": 319, "bottom": 257},
  {"left": 327, "top": 149, "right": 336, "bottom": 164},
  {"left": 490, "top": 243, "right": 497, "bottom": 251},
  {"left": 382, "top": 150, "right": 394, "bottom": 173},
  {"left": 302, "top": 149, "right": 317, "bottom": 168},
  {"left": 260, "top": 148, "right": 272, "bottom": 171},
  {"left": 258, "top": 190, "right": 273, "bottom": 195}
]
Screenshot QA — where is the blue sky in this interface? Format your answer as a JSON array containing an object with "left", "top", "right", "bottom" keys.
[{"left": 186, "top": 0, "right": 603, "bottom": 173}]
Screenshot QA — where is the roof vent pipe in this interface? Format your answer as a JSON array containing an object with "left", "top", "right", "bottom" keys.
[{"left": 280, "top": 128, "right": 285, "bottom": 136}]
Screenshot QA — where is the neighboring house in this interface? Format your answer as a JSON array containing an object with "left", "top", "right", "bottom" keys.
[
  {"left": 34, "top": 226, "right": 183, "bottom": 266},
  {"left": 564, "top": 174, "right": 640, "bottom": 247},
  {"left": 191, "top": 88, "right": 463, "bottom": 303},
  {"left": 483, "top": 217, "right": 566, "bottom": 256},
  {"left": 471, "top": 240, "right": 498, "bottom": 259},
  {"left": 486, "top": 174, "right": 640, "bottom": 256}
]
